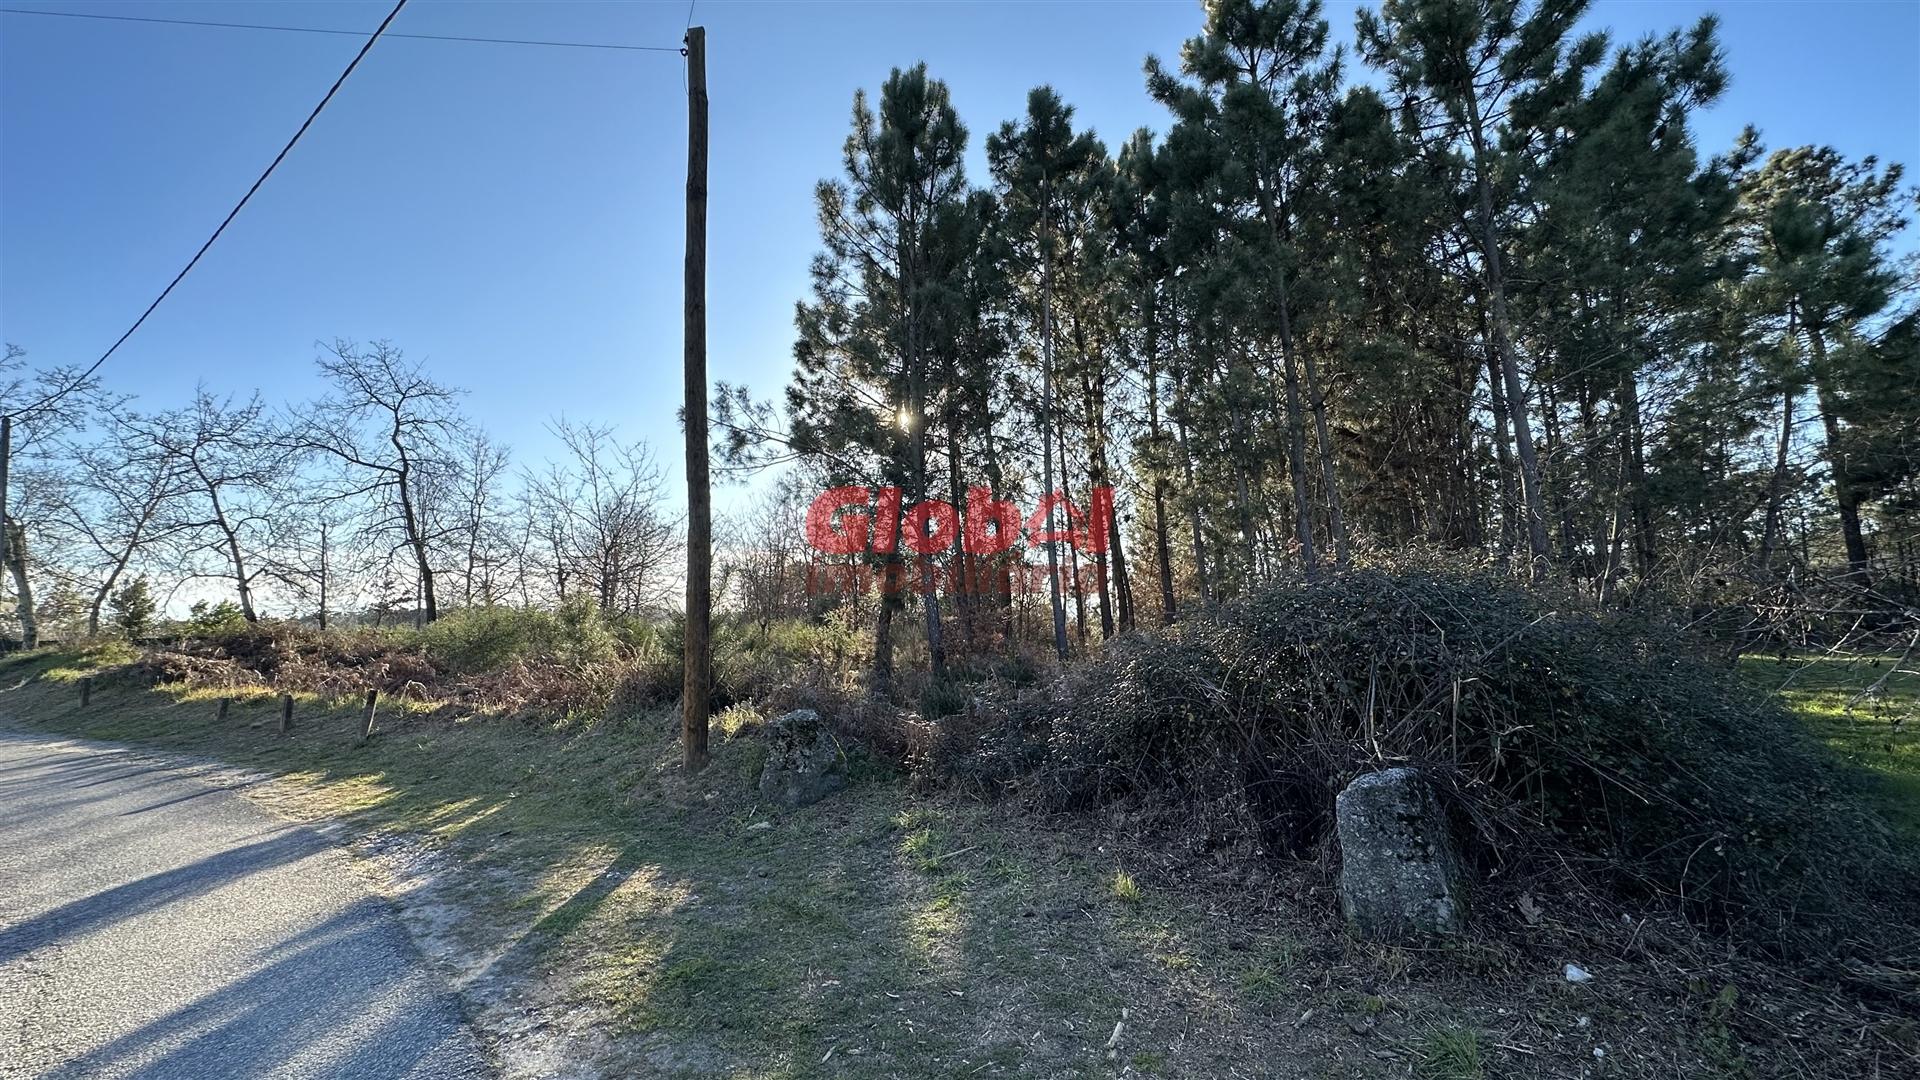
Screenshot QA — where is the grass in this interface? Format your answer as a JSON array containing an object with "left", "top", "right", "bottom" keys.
[
  {"left": 1415, "top": 1025, "right": 1485, "bottom": 1080},
  {"left": 0, "top": 645, "right": 1258, "bottom": 1078},
  {"left": 1740, "top": 649, "right": 1920, "bottom": 836},
  {"left": 4, "top": 641, "right": 1891, "bottom": 1079}
]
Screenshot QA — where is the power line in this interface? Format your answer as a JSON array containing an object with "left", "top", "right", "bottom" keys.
[
  {"left": 0, "top": 6, "right": 683, "bottom": 53},
  {"left": 6, "top": 0, "right": 412, "bottom": 420}
]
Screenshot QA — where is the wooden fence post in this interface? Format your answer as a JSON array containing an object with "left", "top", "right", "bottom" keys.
[
  {"left": 359, "top": 689, "right": 379, "bottom": 743},
  {"left": 216, "top": 696, "right": 231, "bottom": 722},
  {"left": 79, "top": 677, "right": 91, "bottom": 707},
  {"left": 278, "top": 693, "right": 293, "bottom": 735}
]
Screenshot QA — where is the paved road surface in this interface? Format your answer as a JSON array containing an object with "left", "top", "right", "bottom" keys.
[{"left": 0, "top": 731, "right": 492, "bottom": 1079}]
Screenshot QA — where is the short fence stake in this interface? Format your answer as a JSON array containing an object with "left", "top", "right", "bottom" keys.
[
  {"left": 216, "top": 696, "right": 231, "bottom": 722},
  {"left": 79, "top": 677, "right": 92, "bottom": 707},
  {"left": 359, "top": 689, "right": 380, "bottom": 743},
  {"left": 278, "top": 693, "right": 293, "bottom": 735}
]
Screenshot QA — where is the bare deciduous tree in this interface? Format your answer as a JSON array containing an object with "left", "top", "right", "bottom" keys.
[
  {"left": 298, "top": 340, "right": 463, "bottom": 624},
  {"left": 46, "top": 410, "right": 195, "bottom": 635},
  {"left": 525, "top": 419, "right": 681, "bottom": 617},
  {"left": 719, "top": 479, "right": 813, "bottom": 634}
]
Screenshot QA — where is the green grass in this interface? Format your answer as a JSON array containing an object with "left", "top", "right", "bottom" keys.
[
  {"left": 1741, "top": 650, "right": 1920, "bottom": 836},
  {"left": 1414, "top": 1025, "right": 1484, "bottom": 1080},
  {"left": 0, "top": 645, "right": 1254, "bottom": 1078},
  {"left": 9, "top": 641, "right": 1865, "bottom": 1079}
]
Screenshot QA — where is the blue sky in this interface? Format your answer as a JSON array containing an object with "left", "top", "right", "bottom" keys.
[{"left": 2, "top": 0, "right": 1916, "bottom": 514}]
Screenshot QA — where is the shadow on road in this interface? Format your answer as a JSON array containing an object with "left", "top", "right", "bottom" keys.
[
  {"left": 0, "top": 830, "right": 317, "bottom": 960},
  {"left": 41, "top": 906, "right": 484, "bottom": 1079}
]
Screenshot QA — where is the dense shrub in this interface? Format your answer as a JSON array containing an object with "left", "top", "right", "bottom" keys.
[
  {"left": 418, "top": 597, "right": 623, "bottom": 674},
  {"left": 416, "top": 606, "right": 546, "bottom": 673},
  {"left": 146, "top": 607, "right": 862, "bottom": 725},
  {"left": 949, "top": 569, "right": 1914, "bottom": 949},
  {"left": 605, "top": 647, "right": 681, "bottom": 720},
  {"left": 179, "top": 600, "right": 247, "bottom": 638}
]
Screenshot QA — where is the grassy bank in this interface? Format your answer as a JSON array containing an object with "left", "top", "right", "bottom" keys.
[{"left": 4, "top": 643, "right": 1912, "bottom": 1078}]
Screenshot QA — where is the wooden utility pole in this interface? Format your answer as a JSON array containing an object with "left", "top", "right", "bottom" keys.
[
  {"left": 0, "top": 416, "right": 10, "bottom": 598},
  {"left": 681, "top": 25, "right": 712, "bottom": 774}
]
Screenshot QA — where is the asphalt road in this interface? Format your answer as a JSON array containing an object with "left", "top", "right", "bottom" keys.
[{"left": 0, "top": 731, "right": 492, "bottom": 1080}]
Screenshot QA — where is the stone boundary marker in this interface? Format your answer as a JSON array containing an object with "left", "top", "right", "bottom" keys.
[{"left": 1335, "top": 767, "right": 1468, "bottom": 942}]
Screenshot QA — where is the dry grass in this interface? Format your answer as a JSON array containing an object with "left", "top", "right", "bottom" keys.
[{"left": 5, "top": 644, "right": 1915, "bottom": 1077}]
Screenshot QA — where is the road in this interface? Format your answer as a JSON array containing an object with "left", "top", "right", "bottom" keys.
[{"left": 0, "top": 731, "right": 492, "bottom": 1079}]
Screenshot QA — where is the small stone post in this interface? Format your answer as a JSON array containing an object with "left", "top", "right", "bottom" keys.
[{"left": 1335, "top": 768, "right": 1469, "bottom": 941}]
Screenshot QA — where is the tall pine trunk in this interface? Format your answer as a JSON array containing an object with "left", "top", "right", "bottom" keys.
[
  {"left": 1483, "top": 340, "right": 1519, "bottom": 567},
  {"left": 1758, "top": 388, "right": 1796, "bottom": 573},
  {"left": 1251, "top": 184, "right": 1322, "bottom": 578},
  {"left": 1143, "top": 283, "right": 1177, "bottom": 623},
  {"left": 1466, "top": 94, "right": 1551, "bottom": 577},
  {"left": 1038, "top": 199, "right": 1069, "bottom": 660},
  {"left": 1805, "top": 326, "right": 1871, "bottom": 580}
]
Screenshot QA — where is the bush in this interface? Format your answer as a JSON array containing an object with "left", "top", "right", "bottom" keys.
[
  {"left": 418, "top": 598, "right": 629, "bottom": 675},
  {"left": 605, "top": 648, "right": 681, "bottom": 720},
  {"left": 956, "top": 569, "right": 1915, "bottom": 950},
  {"left": 418, "top": 606, "right": 550, "bottom": 673},
  {"left": 109, "top": 578, "right": 157, "bottom": 640},
  {"left": 181, "top": 600, "right": 247, "bottom": 637}
]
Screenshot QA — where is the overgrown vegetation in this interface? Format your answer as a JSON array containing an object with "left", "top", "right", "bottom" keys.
[
  {"left": 135, "top": 600, "right": 865, "bottom": 725},
  {"left": 9, "top": 576, "right": 1920, "bottom": 1075},
  {"left": 101, "top": 563, "right": 1920, "bottom": 962},
  {"left": 929, "top": 569, "right": 1919, "bottom": 957}
]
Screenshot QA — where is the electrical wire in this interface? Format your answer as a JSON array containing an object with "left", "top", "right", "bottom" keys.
[
  {"left": 0, "top": 6, "right": 683, "bottom": 53},
  {"left": 5, "top": 0, "right": 412, "bottom": 419}
]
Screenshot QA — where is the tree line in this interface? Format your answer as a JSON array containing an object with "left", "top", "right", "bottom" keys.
[
  {"left": 0, "top": 339, "right": 690, "bottom": 645},
  {"left": 5, "top": 0, "right": 1914, "bottom": 683},
  {"left": 717, "top": 0, "right": 1917, "bottom": 686}
]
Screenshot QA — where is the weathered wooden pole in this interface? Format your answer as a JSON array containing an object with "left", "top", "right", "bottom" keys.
[
  {"left": 278, "top": 693, "right": 294, "bottom": 735},
  {"left": 680, "top": 24, "right": 712, "bottom": 774},
  {"left": 79, "top": 677, "right": 91, "bottom": 707},
  {"left": 359, "top": 688, "right": 380, "bottom": 742},
  {"left": 216, "top": 696, "right": 231, "bottom": 722},
  {"left": 0, "top": 416, "right": 10, "bottom": 593}
]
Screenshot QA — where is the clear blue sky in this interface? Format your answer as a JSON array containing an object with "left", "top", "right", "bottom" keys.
[{"left": 3, "top": 0, "right": 1916, "bottom": 514}]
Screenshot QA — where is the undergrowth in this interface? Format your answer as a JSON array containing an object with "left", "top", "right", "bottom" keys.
[{"left": 927, "top": 569, "right": 1919, "bottom": 957}]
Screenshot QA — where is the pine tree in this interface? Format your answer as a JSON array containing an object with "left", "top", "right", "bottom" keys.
[
  {"left": 1149, "top": 0, "right": 1349, "bottom": 576},
  {"left": 1111, "top": 128, "right": 1181, "bottom": 623},
  {"left": 1521, "top": 17, "right": 1732, "bottom": 591},
  {"left": 788, "top": 64, "right": 971, "bottom": 690},
  {"left": 1733, "top": 144, "right": 1911, "bottom": 579},
  {"left": 1358, "top": 0, "right": 1608, "bottom": 578},
  {"left": 988, "top": 87, "right": 1108, "bottom": 655},
  {"left": 109, "top": 575, "right": 156, "bottom": 640}
]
